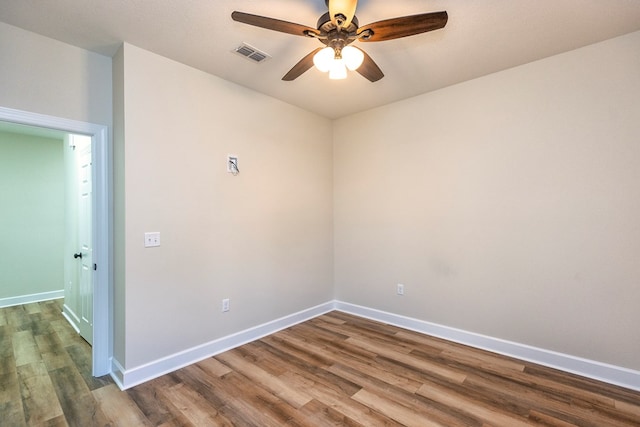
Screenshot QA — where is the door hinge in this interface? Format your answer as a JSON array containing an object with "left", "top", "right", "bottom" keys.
[{"left": 93, "top": 263, "right": 97, "bottom": 271}]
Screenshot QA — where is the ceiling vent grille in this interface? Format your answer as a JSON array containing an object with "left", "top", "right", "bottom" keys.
[{"left": 233, "top": 43, "right": 270, "bottom": 63}]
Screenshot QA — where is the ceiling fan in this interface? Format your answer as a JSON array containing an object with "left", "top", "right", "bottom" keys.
[{"left": 231, "top": 0, "right": 448, "bottom": 82}]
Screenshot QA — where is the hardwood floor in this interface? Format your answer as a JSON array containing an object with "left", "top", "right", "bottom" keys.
[
  {"left": 1, "top": 299, "right": 113, "bottom": 426},
  {"left": 2, "top": 301, "right": 639, "bottom": 426}
]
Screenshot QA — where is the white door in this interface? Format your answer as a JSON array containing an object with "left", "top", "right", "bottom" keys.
[{"left": 76, "top": 137, "right": 93, "bottom": 344}]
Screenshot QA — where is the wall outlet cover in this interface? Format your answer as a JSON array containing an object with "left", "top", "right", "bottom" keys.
[{"left": 144, "top": 232, "right": 161, "bottom": 247}]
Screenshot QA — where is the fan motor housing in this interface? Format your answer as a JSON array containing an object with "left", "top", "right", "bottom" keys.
[{"left": 316, "top": 12, "right": 359, "bottom": 33}]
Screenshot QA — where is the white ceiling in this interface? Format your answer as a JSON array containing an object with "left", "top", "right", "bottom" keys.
[{"left": 2, "top": 0, "right": 640, "bottom": 119}]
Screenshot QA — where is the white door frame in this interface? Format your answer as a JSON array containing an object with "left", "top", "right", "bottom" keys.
[{"left": 0, "top": 106, "right": 111, "bottom": 376}]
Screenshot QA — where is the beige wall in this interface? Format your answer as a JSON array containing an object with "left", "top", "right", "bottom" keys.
[
  {"left": 0, "top": 22, "right": 112, "bottom": 126},
  {"left": 113, "top": 44, "right": 334, "bottom": 368},
  {"left": 334, "top": 31, "right": 640, "bottom": 371}
]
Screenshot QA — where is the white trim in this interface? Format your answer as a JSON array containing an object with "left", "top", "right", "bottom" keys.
[
  {"left": 0, "top": 106, "right": 112, "bottom": 377},
  {"left": 110, "top": 299, "right": 640, "bottom": 392},
  {"left": 110, "top": 358, "right": 126, "bottom": 390},
  {"left": 0, "top": 290, "right": 64, "bottom": 308},
  {"left": 61, "top": 310, "right": 81, "bottom": 334},
  {"left": 334, "top": 301, "right": 640, "bottom": 392},
  {"left": 63, "top": 303, "right": 81, "bottom": 324},
  {"left": 113, "top": 301, "right": 335, "bottom": 390}
]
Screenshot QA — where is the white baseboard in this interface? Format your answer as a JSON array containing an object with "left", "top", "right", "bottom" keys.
[
  {"left": 334, "top": 301, "right": 640, "bottom": 392},
  {"left": 110, "top": 358, "right": 126, "bottom": 390},
  {"left": 109, "top": 299, "right": 640, "bottom": 392},
  {"left": 0, "top": 290, "right": 64, "bottom": 308},
  {"left": 113, "top": 301, "right": 335, "bottom": 390},
  {"left": 61, "top": 310, "right": 80, "bottom": 334}
]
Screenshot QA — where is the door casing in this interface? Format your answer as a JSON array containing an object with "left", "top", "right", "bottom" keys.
[{"left": 0, "top": 106, "right": 111, "bottom": 376}]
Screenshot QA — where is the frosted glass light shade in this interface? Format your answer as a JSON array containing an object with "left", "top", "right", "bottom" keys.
[
  {"left": 342, "top": 46, "right": 364, "bottom": 70},
  {"left": 329, "top": 59, "right": 347, "bottom": 79},
  {"left": 313, "top": 47, "right": 335, "bottom": 72}
]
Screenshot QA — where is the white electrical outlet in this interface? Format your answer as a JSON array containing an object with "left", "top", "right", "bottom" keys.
[
  {"left": 144, "top": 232, "right": 161, "bottom": 247},
  {"left": 397, "top": 284, "right": 404, "bottom": 295},
  {"left": 222, "top": 298, "right": 230, "bottom": 312}
]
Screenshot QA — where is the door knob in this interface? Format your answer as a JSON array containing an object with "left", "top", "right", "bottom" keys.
[{"left": 74, "top": 253, "right": 83, "bottom": 259}]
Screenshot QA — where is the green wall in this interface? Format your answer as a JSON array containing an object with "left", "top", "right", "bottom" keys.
[{"left": 0, "top": 130, "right": 64, "bottom": 300}]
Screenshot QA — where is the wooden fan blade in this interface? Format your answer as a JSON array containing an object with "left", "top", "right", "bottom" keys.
[
  {"left": 328, "top": 0, "right": 358, "bottom": 29},
  {"left": 357, "top": 11, "right": 448, "bottom": 42},
  {"left": 356, "top": 50, "right": 384, "bottom": 82},
  {"left": 282, "top": 48, "right": 324, "bottom": 81},
  {"left": 232, "top": 11, "right": 320, "bottom": 37}
]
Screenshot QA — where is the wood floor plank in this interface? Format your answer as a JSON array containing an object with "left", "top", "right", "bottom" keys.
[
  {"left": 616, "top": 399, "right": 640, "bottom": 419},
  {"left": 278, "top": 367, "right": 407, "bottom": 426},
  {"left": 329, "top": 362, "right": 477, "bottom": 426},
  {"left": 0, "top": 306, "right": 8, "bottom": 326},
  {"left": 49, "top": 319, "right": 82, "bottom": 346},
  {"left": 297, "top": 398, "right": 365, "bottom": 427},
  {"left": 0, "top": 371, "right": 21, "bottom": 402},
  {"left": 0, "top": 399, "right": 27, "bottom": 427},
  {"left": 159, "top": 382, "right": 234, "bottom": 426},
  {"left": 40, "top": 349, "right": 76, "bottom": 372},
  {"left": 3, "top": 303, "right": 640, "bottom": 426},
  {"left": 277, "top": 327, "right": 378, "bottom": 367},
  {"left": 93, "top": 383, "right": 153, "bottom": 426},
  {"left": 252, "top": 339, "right": 363, "bottom": 398},
  {"left": 176, "top": 365, "right": 304, "bottom": 426},
  {"left": 347, "top": 336, "right": 468, "bottom": 384},
  {"left": 26, "top": 313, "right": 54, "bottom": 337},
  {"left": 66, "top": 343, "right": 112, "bottom": 391},
  {"left": 39, "top": 414, "right": 70, "bottom": 427},
  {"left": 17, "top": 361, "right": 65, "bottom": 425},
  {"left": 261, "top": 332, "right": 344, "bottom": 369},
  {"left": 126, "top": 374, "right": 193, "bottom": 427},
  {"left": 524, "top": 362, "right": 640, "bottom": 405},
  {"left": 464, "top": 363, "right": 638, "bottom": 425},
  {"left": 352, "top": 388, "right": 446, "bottom": 427},
  {"left": 416, "top": 382, "right": 533, "bottom": 426},
  {"left": 23, "top": 303, "right": 42, "bottom": 315},
  {"left": 7, "top": 305, "right": 30, "bottom": 331},
  {"left": 195, "top": 356, "right": 233, "bottom": 378},
  {"left": 527, "top": 408, "right": 583, "bottom": 427},
  {"left": 12, "top": 329, "right": 41, "bottom": 367},
  {"left": 34, "top": 331, "right": 65, "bottom": 355},
  {"left": 311, "top": 318, "right": 416, "bottom": 356},
  {"left": 215, "top": 349, "right": 313, "bottom": 409},
  {"left": 0, "top": 326, "right": 17, "bottom": 375},
  {"left": 438, "top": 347, "right": 527, "bottom": 374},
  {"left": 48, "top": 365, "right": 111, "bottom": 427}
]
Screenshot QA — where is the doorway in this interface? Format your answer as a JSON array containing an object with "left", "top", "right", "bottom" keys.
[
  {"left": 0, "top": 106, "right": 111, "bottom": 376},
  {"left": 63, "top": 134, "right": 94, "bottom": 345}
]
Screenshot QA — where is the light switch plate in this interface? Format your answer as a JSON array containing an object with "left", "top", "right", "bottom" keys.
[{"left": 144, "top": 232, "right": 161, "bottom": 247}]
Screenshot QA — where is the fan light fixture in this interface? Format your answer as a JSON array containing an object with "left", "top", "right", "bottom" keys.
[
  {"left": 232, "top": 3, "right": 448, "bottom": 82},
  {"left": 313, "top": 46, "right": 364, "bottom": 79}
]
